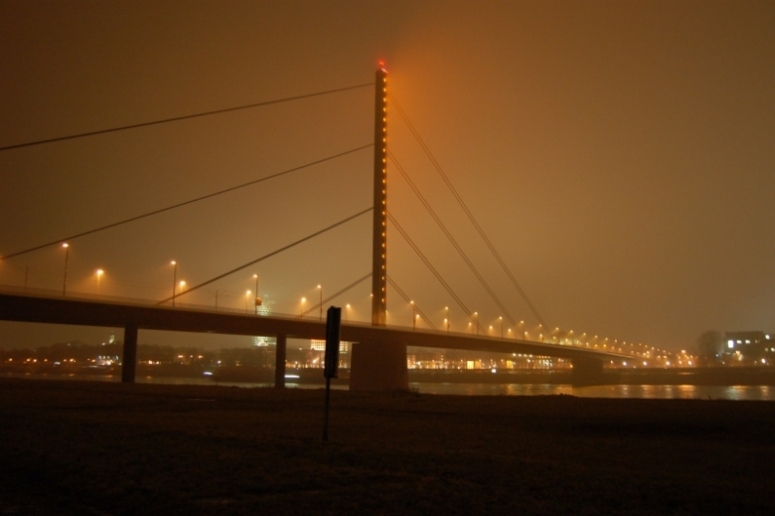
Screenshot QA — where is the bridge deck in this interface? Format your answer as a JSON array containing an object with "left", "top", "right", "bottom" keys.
[{"left": 0, "top": 291, "right": 628, "bottom": 362}]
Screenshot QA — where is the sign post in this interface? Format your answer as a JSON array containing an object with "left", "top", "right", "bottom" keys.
[{"left": 323, "top": 306, "right": 341, "bottom": 441}]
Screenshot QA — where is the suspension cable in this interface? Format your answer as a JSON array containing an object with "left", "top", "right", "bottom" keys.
[
  {"left": 389, "top": 93, "right": 547, "bottom": 329},
  {"left": 156, "top": 207, "right": 373, "bottom": 305},
  {"left": 1, "top": 83, "right": 374, "bottom": 152},
  {"left": 390, "top": 152, "right": 517, "bottom": 326},
  {"left": 386, "top": 276, "right": 437, "bottom": 330},
  {"left": 388, "top": 211, "right": 485, "bottom": 334},
  {"left": 1, "top": 144, "right": 372, "bottom": 261},
  {"left": 298, "top": 273, "right": 372, "bottom": 319}
]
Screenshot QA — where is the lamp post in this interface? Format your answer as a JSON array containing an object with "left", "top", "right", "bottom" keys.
[
  {"left": 96, "top": 269, "right": 104, "bottom": 295},
  {"left": 178, "top": 281, "right": 186, "bottom": 305},
  {"left": 473, "top": 312, "right": 479, "bottom": 335},
  {"left": 253, "top": 274, "right": 259, "bottom": 315},
  {"left": 317, "top": 285, "right": 323, "bottom": 321},
  {"left": 445, "top": 306, "right": 449, "bottom": 332},
  {"left": 170, "top": 261, "right": 178, "bottom": 306},
  {"left": 61, "top": 243, "right": 69, "bottom": 297},
  {"left": 346, "top": 304, "right": 351, "bottom": 322},
  {"left": 410, "top": 301, "right": 416, "bottom": 330},
  {"left": 300, "top": 297, "right": 306, "bottom": 317},
  {"left": 499, "top": 316, "right": 504, "bottom": 338}
]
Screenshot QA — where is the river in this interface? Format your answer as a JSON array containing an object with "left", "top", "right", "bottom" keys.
[{"left": 3, "top": 372, "right": 775, "bottom": 400}]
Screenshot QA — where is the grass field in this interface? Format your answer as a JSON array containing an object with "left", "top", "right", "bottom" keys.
[{"left": 1, "top": 378, "right": 774, "bottom": 515}]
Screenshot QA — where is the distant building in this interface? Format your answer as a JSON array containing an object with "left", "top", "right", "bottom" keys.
[
  {"left": 252, "top": 301, "right": 275, "bottom": 347},
  {"left": 253, "top": 336, "right": 276, "bottom": 347},
  {"left": 723, "top": 331, "right": 774, "bottom": 364}
]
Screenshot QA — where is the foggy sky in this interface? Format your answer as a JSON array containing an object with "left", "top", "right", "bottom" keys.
[{"left": 1, "top": 0, "right": 773, "bottom": 352}]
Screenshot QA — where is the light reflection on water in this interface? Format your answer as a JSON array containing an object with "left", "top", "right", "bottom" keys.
[
  {"left": 412, "top": 382, "right": 775, "bottom": 400},
  {"left": 2, "top": 372, "right": 773, "bottom": 400}
]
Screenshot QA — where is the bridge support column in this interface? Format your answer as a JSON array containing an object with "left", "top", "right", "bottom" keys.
[
  {"left": 571, "top": 357, "right": 605, "bottom": 386},
  {"left": 121, "top": 324, "right": 138, "bottom": 384},
  {"left": 350, "top": 341, "right": 408, "bottom": 391},
  {"left": 274, "top": 334, "right": 287, "bottom": 389}
]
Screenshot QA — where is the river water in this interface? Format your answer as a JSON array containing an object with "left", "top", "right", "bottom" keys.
[
  {"left": 413, "top": 382, "right": 775, "bottom": 400},
  {"left": 3, "top": 372, "right": 775, "bottom": 400}
]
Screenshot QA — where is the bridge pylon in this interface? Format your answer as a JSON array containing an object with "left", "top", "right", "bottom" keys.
[
  {"left": 351, "top": 63, "right": 408, "bottom": 391},
  {"left": 371, "top": 63, "right": 388, "bottom": 326}
]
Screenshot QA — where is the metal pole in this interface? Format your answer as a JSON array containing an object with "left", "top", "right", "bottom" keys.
[
  {"left": 62, "top": 245, "right": 69, "bottom": 297},
  {"left": 254, "top": 274, "right": 259, "bottom": 315},
  {"left": 323, "top": 376, "right": 331, "bottom": 441},
  {"left": 171, "top": 261, "right": 177, "bottom": 307},
  {"left": 275, "top": 334, "right": 287, "bottom": 389}
]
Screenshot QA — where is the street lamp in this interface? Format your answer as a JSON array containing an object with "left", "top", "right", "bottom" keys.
[
  {"left": 178, "top": 280, "right": 186, "bottom": 303},
  {"left": 170, "top": 261, "right": 178, "bottom": 306},
  {"left": 473, "top": 312, "right": 479, "bottom": 335},
  {"left": 61, "top": 243, "right": 69, "bottom": 297},
  {"left": 300, "top": 297, "right": 306, "bottom": 317},
  {"left": 499, "top": 316, "right": 504, "bottom": 338},
  {"left": 317, "top": 285, "right": 323, "bottom": 321},
  {"left": 96, "top": 269, "right": 104, "bottom": 295},
  {"left": 445, "top": 306, "right": 449, "bottom": 332},
  {"left": 253, "top": 274, "right": 259, "bottom": 315},
  {"left": 346, "top": 304, "right": 351, "bottom": 322},
  {"left": 410, "top": 301, "right": 416, "bottom": 330}
]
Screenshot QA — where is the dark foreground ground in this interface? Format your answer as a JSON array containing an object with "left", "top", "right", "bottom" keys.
[{"left": 1, "top": 379, "right": 774, "bottom": 515}]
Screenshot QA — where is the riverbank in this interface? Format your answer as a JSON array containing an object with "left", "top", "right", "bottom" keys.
[{"left": 1, "top": 378, "right": 774, "bottom": 515}]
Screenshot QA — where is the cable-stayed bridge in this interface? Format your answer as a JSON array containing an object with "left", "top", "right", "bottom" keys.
[{"left": 0, "top": 64, "right": 665, "bottom": 388}]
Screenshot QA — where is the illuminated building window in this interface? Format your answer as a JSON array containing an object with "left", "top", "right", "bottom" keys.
[{"left": 310, "top": 339, "right": 349, "bottom": 354}]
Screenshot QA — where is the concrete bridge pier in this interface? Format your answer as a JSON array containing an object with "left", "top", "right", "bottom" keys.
[
  {"left": 571, "top": 357, "right": 605, "bottom": 386},
  {"left": 274, "top": 334, "right": 287, "bottom": 388},
  {"left": 349, "top": 341, "right": 408, "bottom": 391},
  {"left": 121, "top": 323, "right": 138, "bottom": 384}
]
